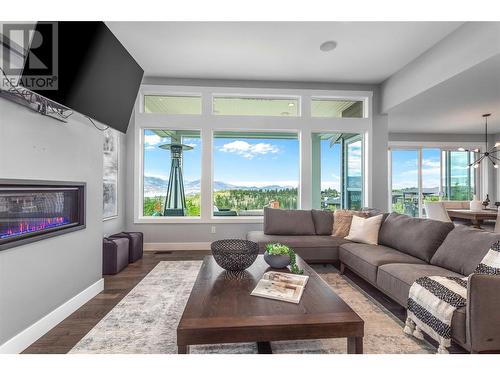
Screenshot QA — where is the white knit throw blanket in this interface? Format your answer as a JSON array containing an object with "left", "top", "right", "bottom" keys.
[{"left": 404, "top": 242, "right": 500, "bottom": 354}]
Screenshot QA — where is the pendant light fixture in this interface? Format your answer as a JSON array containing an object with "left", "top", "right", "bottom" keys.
[{"left": 459, "top": 114, "right": 497, "bottom": 169}]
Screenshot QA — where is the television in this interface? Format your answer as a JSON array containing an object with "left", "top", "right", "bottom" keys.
[{"left": 20, "top": 21, "right": 143, "bottom": 133}]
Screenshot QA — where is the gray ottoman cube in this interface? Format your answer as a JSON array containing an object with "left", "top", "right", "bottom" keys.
[
  {"left": 110, "top": 231, "right": 144, "bottom": 263},
  {"left": 102, "top": 237, "right": 129, "bottom": 275}
]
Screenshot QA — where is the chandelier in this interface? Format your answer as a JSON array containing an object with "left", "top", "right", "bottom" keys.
[{"left": 459, "top": 114, "right": 497, "bottom": 169}]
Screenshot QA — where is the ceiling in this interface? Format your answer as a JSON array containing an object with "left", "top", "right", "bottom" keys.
[
  {"left": 106, "top": 22, "right": 462, "bottom": 84},
  {"left": 388, "top": 54, "right": 500, "bottom": 134}
]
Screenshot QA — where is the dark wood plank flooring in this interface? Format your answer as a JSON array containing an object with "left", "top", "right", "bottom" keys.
[
  {"left": 23, "top": 251, "right": 465, "bottom": 354},
  {"left": 23, "top": 250, "right": 210, "bottom": 354}
]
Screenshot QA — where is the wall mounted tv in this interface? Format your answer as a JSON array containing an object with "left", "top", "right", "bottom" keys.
[{"left": 20, "top": 21, "right": 144, "bottom": 133}]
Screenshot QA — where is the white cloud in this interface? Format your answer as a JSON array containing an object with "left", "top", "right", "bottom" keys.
[
  {"left": 185, "top": 143, "right": 197, "bottom": 148},
  {"left": 144, "top": 134, "right": 163, "bottom": 146},
  {"left": 219, "top": 140, "right": 280, "bottom": 159},
  {"left": 422, "top": 159, "right": 440, "bottom": 168}
]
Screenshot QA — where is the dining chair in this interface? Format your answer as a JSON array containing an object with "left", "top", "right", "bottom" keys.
[
  {"left": 424, "top": 201, "right": 452, "bottom": 222},
  {"left": 494, "top": 210, "right": 500, "bottom": 233}
]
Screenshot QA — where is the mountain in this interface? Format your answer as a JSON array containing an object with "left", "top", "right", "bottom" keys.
[
  {"left": 143, "top": 176, "right": 168, "bottom": 196},
  {"left": 143, "top": 176, "right": 295, "bottom": 197}
]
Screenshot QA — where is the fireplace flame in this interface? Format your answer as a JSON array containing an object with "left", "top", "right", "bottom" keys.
[{"left": 0, "top": 217, "right": 71, "bottom": 239}]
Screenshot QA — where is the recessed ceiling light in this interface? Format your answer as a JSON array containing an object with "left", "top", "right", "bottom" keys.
[
  {"left": 320, "top": 40, "right": 337, "bottom": 52},
  {"left": 288, "top": 103, "right": 295, "bottom": 107}
]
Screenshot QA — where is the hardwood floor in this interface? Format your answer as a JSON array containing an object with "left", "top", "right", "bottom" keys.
[
  {"left": 23, "top": 250, "right": 210, "bottom": 354},
  {"left": 23, "top": 251, "right": 466, "bottom": 354}
]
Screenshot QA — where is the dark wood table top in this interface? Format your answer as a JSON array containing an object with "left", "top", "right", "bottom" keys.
[{"left": 177, "top": 255, "right": 364, "bottom": 350}]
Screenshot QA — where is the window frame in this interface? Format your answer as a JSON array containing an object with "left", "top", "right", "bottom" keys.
[{"left": 134, "top": 85, "right": 372, "bottom": 224}]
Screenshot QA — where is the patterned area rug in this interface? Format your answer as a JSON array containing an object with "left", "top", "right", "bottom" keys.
[{"left": 70, "top": 261, "right": 434, "bottom": 354}]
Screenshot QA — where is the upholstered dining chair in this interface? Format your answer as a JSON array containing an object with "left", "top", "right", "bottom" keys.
[{"left": 424, "top": 201, "right": 452, "bottom": 223}]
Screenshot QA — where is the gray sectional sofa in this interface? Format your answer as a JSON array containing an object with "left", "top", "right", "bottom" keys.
[{"left": 246, "top": 208, "right": 500, "bottom": 353}]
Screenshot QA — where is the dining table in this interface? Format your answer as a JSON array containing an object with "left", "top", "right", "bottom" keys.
[{"left": 446, "top": 208, "right": 498, "bottom": 229}]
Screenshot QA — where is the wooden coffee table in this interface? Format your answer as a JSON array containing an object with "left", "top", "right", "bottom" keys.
[{"left": 177, "top": 255, "right": 364, "bottom": 354}]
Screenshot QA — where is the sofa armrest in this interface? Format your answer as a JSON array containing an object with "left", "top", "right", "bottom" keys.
[{"left": 467, "top": 274, "right": 500, "bottom": 353}]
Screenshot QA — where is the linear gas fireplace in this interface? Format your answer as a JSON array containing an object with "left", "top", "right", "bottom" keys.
[{"left": 0, "top": 180, "right": 85, "bottom": 250}]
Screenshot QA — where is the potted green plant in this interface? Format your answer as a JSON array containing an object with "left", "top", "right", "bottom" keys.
[{"left": 264, "top": 243, "right": 303, "bottom": 274}]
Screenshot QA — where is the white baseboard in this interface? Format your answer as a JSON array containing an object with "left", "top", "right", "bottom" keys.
[
  {"left": 0, "top": 278, "right": 104, "bottom": 354},
  {"left": 144, "top": 242, "right": 211, "bottom": 251}
]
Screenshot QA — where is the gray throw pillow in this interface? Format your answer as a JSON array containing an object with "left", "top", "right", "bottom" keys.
[
  {"left": 264, "top": 207, "right": 316, "bottom": 235},
  {"left": 311, "top": 209, "right": 333, "bottom": 235}
]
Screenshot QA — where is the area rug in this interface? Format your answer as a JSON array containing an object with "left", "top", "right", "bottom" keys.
[{"left": 69, "top": 261, "right": 434, "bottom": 354}]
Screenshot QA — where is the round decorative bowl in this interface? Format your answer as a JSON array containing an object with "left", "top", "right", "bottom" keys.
[
  {"left": 263, "top": 252, "right": 291, "bottom": 269},
  {"left": 211, "top": 239, "right": 259, "bottom": 271}
]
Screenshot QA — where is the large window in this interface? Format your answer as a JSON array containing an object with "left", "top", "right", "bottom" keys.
[
  {"left": 312, "top": 133, "right": 363, "bottom": 211},
  {"left": 213, "top": 96, "right": 299, "bottom": 117},
  {"left": 391, "top": 147, "right": 477, "bottom": 218},
  {"left": 143, "top": 129, "right": 201, "bottom": 217},
  {"left": 213, "top": 131, "right": 299, "bottom": 216},
  {"left": 137, "top": 87, "right": 372, "bottom": 222}
]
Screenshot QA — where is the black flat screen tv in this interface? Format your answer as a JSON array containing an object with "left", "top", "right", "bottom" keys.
[{"left": 20, "top": 21, "right": 143, "bottom": 133}]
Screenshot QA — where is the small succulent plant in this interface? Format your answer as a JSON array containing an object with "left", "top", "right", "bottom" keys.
[{"left": 265, "top": 243, "right": 303, "bottom": 274}]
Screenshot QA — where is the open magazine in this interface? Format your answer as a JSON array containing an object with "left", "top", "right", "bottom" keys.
[{"left": 250, "top": 271, "right": 309, "bottom": 304}]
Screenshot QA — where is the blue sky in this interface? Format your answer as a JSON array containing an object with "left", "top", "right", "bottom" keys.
[
  {"left": 213, "top": 137, "right": 299, "bottom": 187},
  {"left": 143, "top": 130, "right": 364, "bottom": 190},
  {"left": 391, "top": 148, "right": 471, "bottom": 189},
  {"left": 144, "top": 130, "right": 471, "bottom": 193},
  {"left": 391, "top": 149, "right": 441, "bottom": 189},
  {"left": 144, "top": 130, "right": 302, "bottom": 187},
  {"left": 143, "top": 130, "right": 202, "bottom": 182}
]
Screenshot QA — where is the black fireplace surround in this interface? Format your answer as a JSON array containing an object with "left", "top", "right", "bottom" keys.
[{"left": 0, "top": 179, "right": 86, "bottom": 250}]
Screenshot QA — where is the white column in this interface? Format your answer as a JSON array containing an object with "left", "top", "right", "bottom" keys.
[
  {"left": 300, "top": 129, "right": 312, "bottom": 210},
  {"left": 200, "top": 93, "right": 213, "bottom": 221}
]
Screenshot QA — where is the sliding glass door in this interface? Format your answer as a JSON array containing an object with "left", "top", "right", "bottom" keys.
[
  {"left": 344, "top": 136, "right": 363, "bottom": 210},
  {"left": 391, "top": 150, "right": 419, "bottom": 217},
  {"left": 390, "top": 148, "right": 477, "bottom": 218},
  {"left": 443, "top": 151, "right": 475, "bottom": 201}
]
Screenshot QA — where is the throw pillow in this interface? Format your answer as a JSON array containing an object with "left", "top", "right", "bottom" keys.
[
  {"left": 345, "top": 214, "right": 384, "bottom": 245},
  {"left": 474, "top": 240, "right": 500, "bottom": 275},
  {"left": 332, "top": 210, "right": 369, "bottom": 238}
]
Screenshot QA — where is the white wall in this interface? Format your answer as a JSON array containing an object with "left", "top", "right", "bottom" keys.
[{"left": 0, "top": 97, "right": 126, "bottom": 350}]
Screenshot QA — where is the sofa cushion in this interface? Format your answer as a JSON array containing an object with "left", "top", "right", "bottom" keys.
[
  {"left": 339, "top": 243, "right": 426, "bottom": 284},
  {"left": 263, "top": 207, "right": 316, "bottom": 235},
  {"left": 376, "top": 263, "right": 467, "bottom": 345},
  {"left": 378, "top": 212, "right": 455, "bottom": 262},
  {"left": 431, "top": 225, "right": 500, "bottom": 276},
  {"left": 333, "top": 210, "right": 369, "bottom": 237},
  {"left": 247, "top": 231, "right": 348, "bottom": 262},
  {"left": 311, "top": 209, "right": 334, "bottom": 235},
  {"left": 376, "top": 263, "right": 464, "bottom": 306}
]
